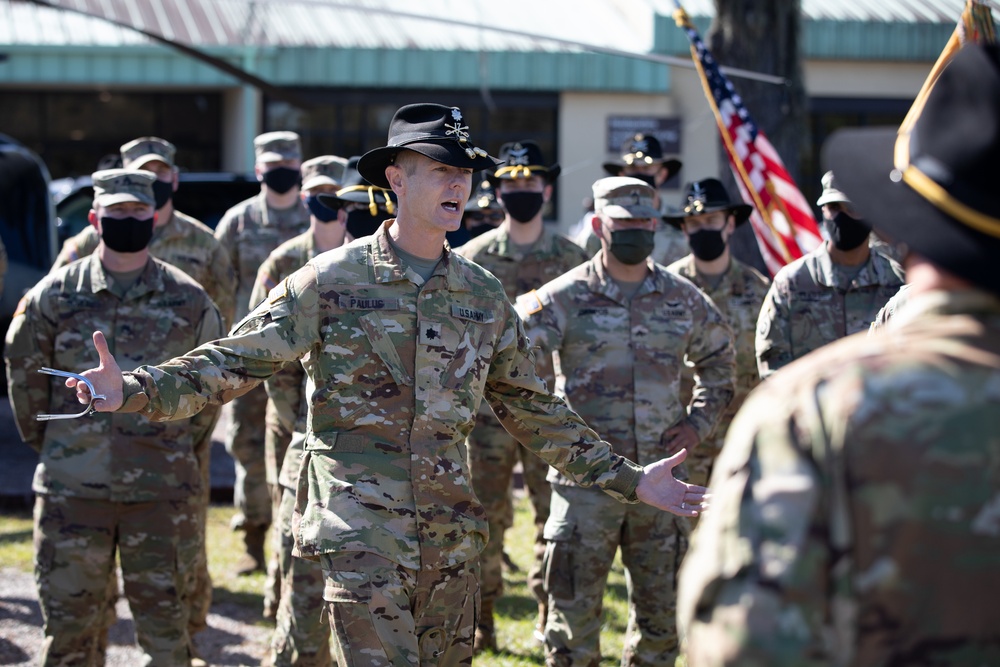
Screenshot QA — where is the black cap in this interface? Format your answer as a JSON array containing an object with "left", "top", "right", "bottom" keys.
[
  {"left": 602, "top": 133, "right": 682, "bottom": 178},
  {"left": 357, "top": 103, "right": 501, "bottom": 189},
  {"left": 490, "top": 141, "right": 560, "bottom": 184},
  {"left": 663, "top": 178, "right": 752, "bottom": 228}
]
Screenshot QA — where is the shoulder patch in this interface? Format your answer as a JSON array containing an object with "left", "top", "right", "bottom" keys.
[
  {"left": 12, "top": 295, "right": 28, "bottom": 318},
  {"left": 268, "top": 277, "right": 291, "bottom": 305},
  {"left": 516, "top": 290, "right": 544, "bottom": 316}
]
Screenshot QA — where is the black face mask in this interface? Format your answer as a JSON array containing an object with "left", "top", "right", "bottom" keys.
[
  {"left": 608, "top": 228, "right": 655, "bottom": 265},
  {"left": 687, "top": 228, "right": 727, "bottom": 261},
  {"left": 100, "top": 215, "right": 155, "bottom": 253},
  {"left": 305, "top": 194, "right": 340, "bottom": 223},
  {"left": 827, "top": 211, "right": 871, "bottom": 251},
  {"left": 262, "top": 167, "right": 301, "bottom": 195},
  {"left": 346, "top": 208, "right": 389, "bottom": 239},
  {"left": 151, "top": 180, "right": 173, "bottom": 209},
  {"left": 500, "top": 191, "right": 545, "bottom": 223}
]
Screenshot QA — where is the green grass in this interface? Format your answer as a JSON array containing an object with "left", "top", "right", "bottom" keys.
[{"left": 0, "top": 496, "right": 633, "bottom": 664}]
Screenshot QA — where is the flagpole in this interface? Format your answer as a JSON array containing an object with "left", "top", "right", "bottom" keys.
[
  {"left": 896, "top": 0, "right": 995, "bottom": 168},
  {"left": 672, "top": 3, "right": 794, "bottom": 263}
]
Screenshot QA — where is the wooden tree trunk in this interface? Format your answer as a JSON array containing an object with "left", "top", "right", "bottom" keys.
[{"left": 709, "top": 0, "right": 808, "bottom": 274}]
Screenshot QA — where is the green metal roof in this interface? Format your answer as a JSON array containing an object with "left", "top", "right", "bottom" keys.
[{"left": 0, "top": 43, "right": 671, "bottom": 92}]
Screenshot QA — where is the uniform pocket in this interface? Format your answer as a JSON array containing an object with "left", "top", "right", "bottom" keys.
[
  {"left": 358, "top": 311, "right": 413, "bottom": 387},
  {"left": 541, "top": 518, "right": 576, "bottom": 601}
]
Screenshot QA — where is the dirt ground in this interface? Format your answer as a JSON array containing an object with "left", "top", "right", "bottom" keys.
[{"left": 0, "top": 567, "right": 270, "bottom": 666}]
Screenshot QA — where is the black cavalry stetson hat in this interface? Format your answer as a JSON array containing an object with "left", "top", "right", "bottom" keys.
[
  {"left": 317, "top": 155, "right": 397, "bottom": 216},
  {"left": 357, "top": 103, "right": 501, "bottom": 189},
  {"left": 602, "top": 133, "right": 682, "bottom": 178},
  {"left": 489, "top": 141, "right": 560, "bottom": 184},
  {"left": 664, "top": 178, "right": 753, "bottom": 228},
  {"left": 826, "top": 43, "right": 1000, "bottom": 296}
]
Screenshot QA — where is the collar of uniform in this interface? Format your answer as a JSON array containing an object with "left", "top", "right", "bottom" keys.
[
  {"left": 369, "top": 220, "right": 473, "bottom": 291},
  {"left": 586, "top": 250, "right": 659, "bottom": 302},
  {"left": 488, "top": 224, "right": 557, "bottom": 259},
  {"left": 810, "top": 243, "right": 873, "bottom": 290},
  {"left": 86, "top": 252, "right": 163, "bottom": 298},
  {"left": 890, "top": 287, "right": 1000, "bottom": 329}
]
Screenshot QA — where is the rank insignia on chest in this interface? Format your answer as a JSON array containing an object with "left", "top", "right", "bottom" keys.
[
  {"left": 338, "top": 296, "right": 401, "bottom": 310},
  {"left": 451, "top": 305, "right": 494, "bottom": 323},
  {"left": 420, "top": 322, "right": 443, "bottom": 345}
]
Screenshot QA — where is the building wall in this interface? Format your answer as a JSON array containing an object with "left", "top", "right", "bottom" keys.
[{"left": 804, "top": 60, "right": 931, "bottom": 97}]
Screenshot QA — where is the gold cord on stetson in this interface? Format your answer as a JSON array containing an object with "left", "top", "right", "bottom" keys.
[
  {"left": 336, "top": 185, "right": 395, "bottom": 217},
  {"left": 897, "top": 163, "right": 1000, "bottom": 239}
]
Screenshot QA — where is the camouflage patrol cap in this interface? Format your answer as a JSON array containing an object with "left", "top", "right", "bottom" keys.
[
  {"left": 593, "top": 176, "right": 661, "bottom": 219},
  {"left": 255, "top": 131, "right": 302, "bottom": 162},
  {"left": 301, "top": 155, "right": 349, "bottom": 191},
  {"left": 120, "top": 136, "right": 176, "bottom": 170},
  {"left": 816, "top": 170, "right": 851, "bottom": 206},
  {"left": 92, "top": 168, "right": 157, "bottom": 207}
]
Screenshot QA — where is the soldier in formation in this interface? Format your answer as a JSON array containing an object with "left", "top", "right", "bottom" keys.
[
  {"left": 253, "top": 154, "right": 353, "bottom": 667},
  {"left": 455, "top": 140, "right": 590, "bottom": 652},
  {"left": 665, "top": 178, "right": 770, "bottom": 488},
  {"left": 5, "top": 169, "right": 223, "bottom": 665},
  {"left": 518, "top": 176, "right": 735, "bottom": 666},
  {"left": 214, "top": 131, "right": 311, "bottom": 577},
  {"left": 755, "top": 169, "right": 905, "bottom": 378}
]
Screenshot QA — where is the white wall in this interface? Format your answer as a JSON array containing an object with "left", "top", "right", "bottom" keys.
[
  {"left": 557, "top": 71, "right": 724, "bottom": 234},
  {"left": 804, "top": 60, "right": 931, "bottom": 97}
]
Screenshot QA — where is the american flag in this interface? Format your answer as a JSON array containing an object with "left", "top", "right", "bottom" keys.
[{"left": 674, "top": 9, "right": 821, "bottom": 276}]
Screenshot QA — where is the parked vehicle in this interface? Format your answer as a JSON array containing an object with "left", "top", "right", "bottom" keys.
[{"left": 0, "top": 134, "right": 57, "bottom": 357}]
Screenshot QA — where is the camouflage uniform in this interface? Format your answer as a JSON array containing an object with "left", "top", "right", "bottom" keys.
[
  {"left": 755, "top": 243, "right": 904, "bottom": 378},
  {"left": 251, "top": 230, "right": 339, "bottom": 667},
  {"left": 868, "top": 283, "right": 911, "bottom": 335},
  {"left": 517, "top": 252, "right": 735, "bottom": 666},
  {"left": 53, "top": 210, "right": 237, "bottom": 327},
  {"left": 4, "top": 253, "right": 223, "bottom": 666},
  {"left": 116, "top": 222, "right": 647, "bottom": 667},
  {"left": 215, "top": 192, "right": 310, "bottom": 533},
  {"left": 678, "top": 289, "right": 1000, "bottom": 666},
  {"left": 52, "top": 208, "right": 236, "bottom": 635},
  {"left": 455, "top": 224, "right": 589, "bottom": 617},
  {"left": 666, "top": 255, "right": 769, "bottom": 487}
]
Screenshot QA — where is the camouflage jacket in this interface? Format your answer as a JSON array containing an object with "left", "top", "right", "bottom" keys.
[
  {"left": 678, "top": 288, "right": 1000, "bottom": 666},
  {"left": 456, "top": 223, "right": 589, "bottom": 399},
  {"left": 578, "top": 224, "right": 690, "bottom": 267},
  {"left": 4, "top": 253, "right": 223, "bottom": 501},
  {"left": 215, "top": 192, "right": 310, "bottom": 323},
  {"left": 755, "top": 243, "right": 904, "bottom": 378},
  {"left": 668, "top": 255, "right": 769, "bottom": 424},
  {"left": 249, "top": 229, "right": 352, "bottom": 489},
  {"left": 868, "top": 283, "right": 912, "bottom": 335},
  {"left": 117, "top": 221, "right": 644, "bottom": 570},
  {"left": 516, "top": 251, "right": 735, "bottom": 477},
  {"left": 53, "top": 209, "right": 238, "bottom": 327}
]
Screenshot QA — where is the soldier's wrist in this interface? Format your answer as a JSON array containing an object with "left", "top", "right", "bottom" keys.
[{"left": 120, "top": 373, "right": 150, "bottom": 412}]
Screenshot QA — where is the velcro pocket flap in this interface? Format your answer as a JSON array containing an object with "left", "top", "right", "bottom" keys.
[{"left": 358, "top": 311, "right": 413, "bottom": 387}]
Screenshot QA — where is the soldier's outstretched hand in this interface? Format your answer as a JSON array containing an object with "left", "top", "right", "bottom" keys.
[
  {"left": 636, "top": 449, "right": 709, "bottom": 517},
  {"left": 66, "top": 331, "right": 124, "bottom": 412}
]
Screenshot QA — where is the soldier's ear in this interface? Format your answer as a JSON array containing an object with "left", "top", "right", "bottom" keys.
[
  {"left": 590, "top": 214, "right": 604, "bottom": 239},
  {"left": 88, "top": 209, "right": 99, "bottom": 231}
]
